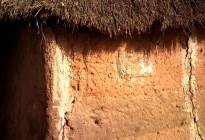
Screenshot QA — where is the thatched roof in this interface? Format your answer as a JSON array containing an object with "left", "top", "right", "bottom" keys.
[{"left": 0, "top": 0, "right": 205, "bottom": 35}]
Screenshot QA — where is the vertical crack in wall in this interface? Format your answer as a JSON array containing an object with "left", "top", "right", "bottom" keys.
[{"left": 183, "top": 34, "right": 203, "bottom": 140}]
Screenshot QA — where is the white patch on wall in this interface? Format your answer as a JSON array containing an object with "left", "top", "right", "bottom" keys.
[
  {"left": 51, "top": 42, "right": 72, "bottom": 140},
  {"left": 138, "top": 61, "right": 153, "bottom": 75},
  {"left": 116, "top": 46, "right": 153, "bottom": 81}
]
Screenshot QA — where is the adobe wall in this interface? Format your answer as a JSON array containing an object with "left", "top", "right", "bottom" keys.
[
  {"left": 0, "top": 24, "right": 204, "bottom": 140},
  {"left": 42, "top": 26, "right": 205, "bottom": 140}
]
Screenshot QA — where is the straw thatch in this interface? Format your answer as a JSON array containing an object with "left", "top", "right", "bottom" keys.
[{"left": 0, "top": 0, "right": 205, "bottom": 35}]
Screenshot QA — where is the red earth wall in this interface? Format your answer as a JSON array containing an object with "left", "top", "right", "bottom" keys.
[
  {"left": 0, "top": 25, "right": 205, "bottom": 140},
  {"left": 43, "top": 26, "right": 205, "bottom": 140}
]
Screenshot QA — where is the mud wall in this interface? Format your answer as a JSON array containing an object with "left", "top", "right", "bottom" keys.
[
  {"left": 0, "top": 24, "right": 205, "bottom": 140},
  {"left": 0, "top": 24, "right": 47, "bottom": 140},
  {"left": 43, "top": 26, "right": 205, "bottom": 140}
]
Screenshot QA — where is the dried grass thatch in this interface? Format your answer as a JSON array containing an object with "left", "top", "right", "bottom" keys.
[{"left": 0, "top": 0, "right": 205, "bottom": 35}]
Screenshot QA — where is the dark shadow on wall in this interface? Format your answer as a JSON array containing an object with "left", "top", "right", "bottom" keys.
[
  {"left": 47, "top": 24, "right": 189, "bottom": 58},
  {"left": 0, "top": 22, "right": 48, "bottom": 140}
]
